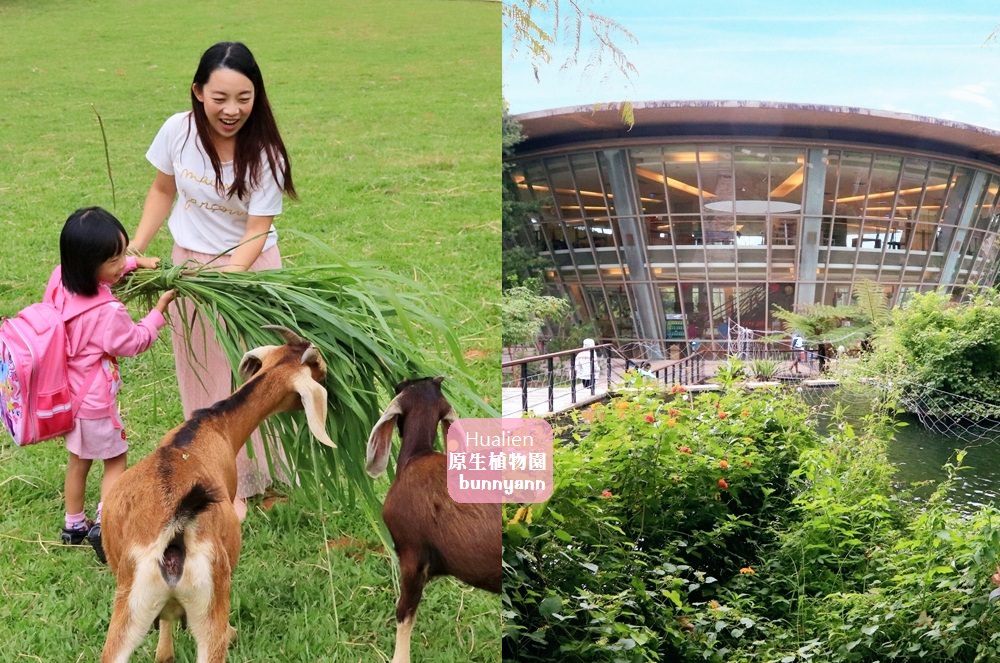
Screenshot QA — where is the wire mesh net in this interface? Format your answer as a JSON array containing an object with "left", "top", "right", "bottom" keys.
[
  {"left": 897, "top": 382, "right": 1000, "bottom": 444},
  {"left": 796, "top": 376, "right": 1000, "bottom": 445}
]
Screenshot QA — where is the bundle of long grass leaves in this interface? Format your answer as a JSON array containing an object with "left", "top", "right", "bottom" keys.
[{"left": 117, "top": 255, "right": 493, "bottom": 535}]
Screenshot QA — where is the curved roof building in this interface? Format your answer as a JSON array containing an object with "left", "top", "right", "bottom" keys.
[{"left": 507, "top": 101, "right": 1000, "bottom": 353}]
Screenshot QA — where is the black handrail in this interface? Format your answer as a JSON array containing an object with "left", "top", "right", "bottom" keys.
[
  {"left": 658, "top": 352, "right": 706, "bottom": 386},
  {"left": 502, "top": 344, "right": 614, "bottom": 413},
  {"left": 503, "top": 343, "right": 711, "bottom": 414}
]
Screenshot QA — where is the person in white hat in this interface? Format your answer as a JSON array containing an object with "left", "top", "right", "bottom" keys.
[{"left": 575, "top": 338, "right": 601, "bottom": 388}]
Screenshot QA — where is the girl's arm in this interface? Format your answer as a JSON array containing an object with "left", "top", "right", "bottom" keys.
[
  {"left": 131, "top": 170, "right": 177, "bottom": 253},
  {"left": 134, "top": 256, "right": 161, "bottom": 270},
  {"left": 100, "top": 292, "right": 174, "bottom": 358},
  {"left": 121, "top": 255, "right": 161, "bottom": 274},
  {"left": 221, "top": 214, "right": 274, "bottom": 272}
]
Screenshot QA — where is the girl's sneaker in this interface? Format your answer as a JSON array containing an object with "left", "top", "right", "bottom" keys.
[{"left": 60, "top": 520, "right": 93, "bottom": 545}]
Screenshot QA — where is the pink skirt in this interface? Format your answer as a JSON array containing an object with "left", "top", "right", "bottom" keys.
[
  {"left": 169, "top": 244, "right": 289, "bottom": 499},
  {"left": 65, "top": 417, "right": 127, "bottom": 461}
]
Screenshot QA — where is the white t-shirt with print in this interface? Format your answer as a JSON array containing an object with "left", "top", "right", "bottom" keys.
[{"left": 146, "top": 111, "right": 283, "bottom": 255}]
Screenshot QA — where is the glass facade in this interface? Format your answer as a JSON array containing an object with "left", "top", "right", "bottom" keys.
[{"left": 511, "top": 138, "right": 1000, "bottom": 352}]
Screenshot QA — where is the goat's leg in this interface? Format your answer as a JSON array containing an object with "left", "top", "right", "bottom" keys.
[
  {"left": 102, "top": 589, "right": 163, "bottom": 663},
  {"left": 188, "top": 608, "right": 233, "bottom": 663},
  {"left": 187, "top": 577, "right": 234, "bottom": 663},
  {"left": 391, "top": 552, "right": 428, "bottom": 663},
  {"left": 154, "top": 618, "right": 175, "bottom": 663}
]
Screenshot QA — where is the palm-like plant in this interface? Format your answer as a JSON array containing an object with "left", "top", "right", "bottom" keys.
[{"left": 771, "top": 279, "right": 889, "bottom": 348}]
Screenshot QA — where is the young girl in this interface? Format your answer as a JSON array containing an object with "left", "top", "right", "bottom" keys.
[
  {"left": 45, "top": 207, "right": 174, "bottom": 560},
  {"left": 129, "top": 41, "right": 297, "bottom": 521}
]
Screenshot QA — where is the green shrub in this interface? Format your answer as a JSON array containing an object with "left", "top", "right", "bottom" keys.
[
  {"left": 503, "top": 383, "right": 824, "bottom": 661},
  {"left": 503, "top": 384, "right": 1000, "bottom": 662},
  {"left": 750, "top": 358, "right": 780, "bottom": 380}
]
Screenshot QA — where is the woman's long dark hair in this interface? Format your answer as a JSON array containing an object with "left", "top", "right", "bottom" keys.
[{"left": 189, "top": 41, "right": 296, "bottom": 201}]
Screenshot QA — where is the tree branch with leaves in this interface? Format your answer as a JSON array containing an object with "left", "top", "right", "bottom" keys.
[{"left": 503, "top": 0, "right": 638, "bottom": 125}]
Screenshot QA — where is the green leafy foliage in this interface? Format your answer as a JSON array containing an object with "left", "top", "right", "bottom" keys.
[
  {"left": 749, "top": 358, "right": 780, "bottom": 380},
  {"left": 502, "top": 103, "right": 550, "bottom": 292},
  {"left": 502, "top": 285, "right": 572, "bottom": 348},
  {"left": 503, "top": 384, "right": 824, "bottom": 661},
  {"left": 864, "top": 288, "right": 1000, "bottom": 420},
  {"left": 504, "top": 384, "right": 1000, "bottom": 662},
  {"left": 771, "top": 279, "right": 888, "bottom": 347},
  {"left": 117, "top": 255, "right": 493, "bottom": 541}
]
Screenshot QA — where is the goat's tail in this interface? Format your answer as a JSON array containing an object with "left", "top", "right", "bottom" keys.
[
  {"left": 170, "top": 483, "right": 219, "bottom": 532},
  {"left": 158, "top": 482, "right": 220, "bottom": 587}
]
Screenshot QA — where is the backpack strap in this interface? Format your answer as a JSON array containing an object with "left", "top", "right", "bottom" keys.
[
  {"left": 61, "top": 294, "right": 119, "bottom": 418},
  {"left": 70, "top": 359, "right": 106, "bottom": 416}
]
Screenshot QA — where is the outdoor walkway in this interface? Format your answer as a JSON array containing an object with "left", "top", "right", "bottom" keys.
[{"left": 501, "top": 357, "right": 832, "bottom": 418}]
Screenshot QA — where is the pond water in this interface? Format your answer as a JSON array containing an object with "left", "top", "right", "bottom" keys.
[
  {"left": 888, "top": 414, "right": 1000, "bottom": 512},
  {"left": 804, "top": 387, "right": 1000, "bottom": 513}
]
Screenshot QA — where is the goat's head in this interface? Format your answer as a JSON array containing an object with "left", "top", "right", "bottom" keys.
[
  {"left": 365, "top": 376, "right": 458, "bottom": 477},
  {"left": 237, "top": 325, "right": 336, "bottom": 448}
]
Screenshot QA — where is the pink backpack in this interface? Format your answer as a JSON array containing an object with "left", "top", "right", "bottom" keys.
[{"left": 0, "top": 298, "right": 109, "bottom": 446}]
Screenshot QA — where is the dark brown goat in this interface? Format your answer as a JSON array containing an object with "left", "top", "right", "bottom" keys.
[{"left": 366, "top": 377, "right": 501, "bottom": 663}]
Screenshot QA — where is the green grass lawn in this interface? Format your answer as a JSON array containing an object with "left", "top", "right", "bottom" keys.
[{"left": 0, "top": 0, "right": 500, "bottom": 660}]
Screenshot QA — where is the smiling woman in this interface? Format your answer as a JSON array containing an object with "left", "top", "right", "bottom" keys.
[{"left": 129, "top": 41, "right": 298, "bottom": 523}]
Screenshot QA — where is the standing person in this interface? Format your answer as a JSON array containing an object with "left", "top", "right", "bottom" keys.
[
  {"left": 790, "top": 332, "right": 806, "bottom": 374},
  {"left": 575, "top": 338, "right": 601, "bottom": 389},
  {"left": 128, "top": 41, "right": 297, "bottom": 522},
  {"left": 46, "top": 207, "right": 174, "bottom": 561},
  {"left": 817, "top": 342, "right": 830, "bottom": 373}
]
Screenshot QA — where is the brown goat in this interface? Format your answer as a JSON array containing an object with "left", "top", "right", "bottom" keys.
[
  {"left": 366, "top": 376, "right": 501, "bottom": 663},
  {"left": 100, "top": 327, "right": 335, "bottom": 663}
]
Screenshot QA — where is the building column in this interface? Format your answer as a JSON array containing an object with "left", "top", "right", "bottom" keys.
[
  {"left": 939, "top": 170, "right": 987, "bottom": 288},
  {"left": 603, "top": 149, "right": 663, "bottom": 356},
  {"left": 795, "top": 149, "right": 828, "bottom": 309}
]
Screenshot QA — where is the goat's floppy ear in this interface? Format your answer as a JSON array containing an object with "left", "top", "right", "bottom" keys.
[
  {"left": 238, "top": 346, "right": 280, "bottom": 381},
  {"left": 366, "top": 397, "right": 402, "bottom": 477},
  {"left": 292, "top": 372, "right": 336, "bottom": 448}
]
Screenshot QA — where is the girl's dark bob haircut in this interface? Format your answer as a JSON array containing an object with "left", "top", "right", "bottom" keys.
[{"left": 60, "top": 206, "right": 129, "bottom": 296}]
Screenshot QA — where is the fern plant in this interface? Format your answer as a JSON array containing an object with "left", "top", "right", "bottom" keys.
[{"left": 770, "top": 279, "right": 890, "bottom": 348}]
